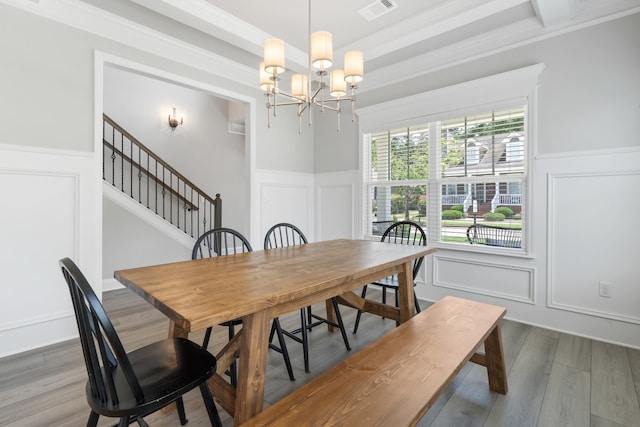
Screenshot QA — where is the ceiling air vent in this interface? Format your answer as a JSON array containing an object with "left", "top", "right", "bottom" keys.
[{"left": 358, "top": 0, "right": 398, "bottom": 22}]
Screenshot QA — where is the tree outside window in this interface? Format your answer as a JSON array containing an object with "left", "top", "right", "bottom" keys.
[{"left": 365, "top": 106, "right": 526, "bottom": 249}]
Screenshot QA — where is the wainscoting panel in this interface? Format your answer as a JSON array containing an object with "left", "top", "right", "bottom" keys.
[
  {"left": 315, "top": 171, "right": 359, "bottom": 241},
  {"left": 0, "top": 146, "right": 99, "bottom": 357},
  {"left": 255, "top": 169, "right": 314, "bottom": 244},
  {"left": 434, "top": 255, "right": 535, "bottom": 304},
  {"left": 547, "top": 170, "right": 640, "bottom": 324}
]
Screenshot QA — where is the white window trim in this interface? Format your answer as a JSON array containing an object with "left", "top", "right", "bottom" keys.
[
  {"left": 358, "top": 63, "right": 544, "bottom": 133},
  {"left": 358, "top": 64, "right": 544, "bottom": 256}
]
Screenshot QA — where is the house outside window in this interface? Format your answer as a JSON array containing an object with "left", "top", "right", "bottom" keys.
[{"left": 364, "top": 106, "right": 527, "bottom": 251}]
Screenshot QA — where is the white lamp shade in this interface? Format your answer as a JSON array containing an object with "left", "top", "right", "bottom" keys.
[
  {"left": 264, "top": 39, "right": 285, "bottom": 74},
  {"left": 330, "top": 69, "right": 346, "bottom": 97},
  {"left": 291, "top": 74, "right": 308, "bottom": 100},
  {"left": 311, "top": 31, "right": 333, "bottom": 70},
  {"left": 259, "top": 62, "right": 274, "bottom": 92},
  {"left": 344, "top": 50, "right": 364, "bottom": 84}
]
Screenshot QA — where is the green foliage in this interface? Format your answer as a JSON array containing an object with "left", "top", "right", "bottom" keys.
[
  {"left": 454, "top": 117, "right": 524, "bottom": 141},
  {"left": 441, "top": 141, "right": 462, "bottom": 168},
  {"left": 390, "top": 194, "right": 405, "bottom": 214},
  {"left": 418, "top": 197, "right": 426, "bottom": 213},
  {"left": 372, "top": 129, "right": 428, "bottom": 182},
  {"left": 483, "top": 212, "right": 506, "bottom": 222},
  {"left": 442, "top": 209, "right": 463, "bottom": 220},
  {"left": 451, "top": 205, "right": 464, "bottom": 212},
  {"left": 495, "top": 206, "right": 514, "bottom": 218}
]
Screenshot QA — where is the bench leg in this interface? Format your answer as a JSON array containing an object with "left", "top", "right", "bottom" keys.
[{"left": 483, "top": 323, "right": 508, "bottom": 394}]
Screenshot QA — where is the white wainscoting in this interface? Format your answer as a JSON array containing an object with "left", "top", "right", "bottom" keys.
[
  {"left": 254, "top": 169, "right": 315, "bottom": 245},
  {"left": 0, "top": 145, "right": 100, "bottom": 357},
  {"left": 422, "top": 147, "right": 640, "bottom": 349},
  {"left": 547, "top": 168, "right": 640, "bottom": 324},
  {"left": 253, "top": 169, "right": 360, "bottom": 244},
  {"left": 434, "top": 255, "right": 535, "bottom": 304},
  {"left": 315, "top": 171, "right": 360, "bottom": 241}
]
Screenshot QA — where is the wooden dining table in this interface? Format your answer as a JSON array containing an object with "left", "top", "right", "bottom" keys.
[{"left": 114, "top": 238, "right": 436, "bottom": 425}]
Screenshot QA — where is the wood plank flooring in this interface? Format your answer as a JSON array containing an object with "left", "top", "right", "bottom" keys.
[{"left": 1, "top": 288, "right": 639, "bottom": 427}]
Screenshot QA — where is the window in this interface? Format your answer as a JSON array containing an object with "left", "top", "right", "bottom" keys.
[
  {"left": 364, "top": 106, "right": 527, "bottom": 250},
  {"left": 366, "top": 126, "right": 429, "bottom": 235}
]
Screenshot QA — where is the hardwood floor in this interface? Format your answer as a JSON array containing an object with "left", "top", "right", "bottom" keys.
[{"left": 1, "top": 288, "right": 639, "bottom": 427}]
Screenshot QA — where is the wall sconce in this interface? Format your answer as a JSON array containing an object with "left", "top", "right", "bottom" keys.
[{"left": 168, "top": 107, "right": 183, "bottom": 131}]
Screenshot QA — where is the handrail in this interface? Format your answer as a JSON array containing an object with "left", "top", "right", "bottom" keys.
[
  {"left": 103, "top": 114, "right": 218, "bottom": 208},
  {"left": 102, "top": 114, "right": 222, "bottom": 238},
  {"left": 102, "top": 139, "right": 199, "bottom": 211}
]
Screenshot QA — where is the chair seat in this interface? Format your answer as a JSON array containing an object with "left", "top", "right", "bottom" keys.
[
  {"left": 87, "top": 338, "right": 216, "bottom": 418},
  {"left": 372, "top": 275, "right": 400, "bottom": 288},
  {"left": 220, "top": 319, "right": 242, "bottom": 327},
  {"left": 263, "top": 222, "right": 350, "bottom": 374},
  {"left": 61, "top": 257, "right": 222, "bottom": 427},
  {"left": 353, "top": 220, "right": 426, "bottom": 335}
]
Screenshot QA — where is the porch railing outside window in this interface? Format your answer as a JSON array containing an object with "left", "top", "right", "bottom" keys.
[{"left": 364, "top": 106, "right": 526, "bottom": 249}]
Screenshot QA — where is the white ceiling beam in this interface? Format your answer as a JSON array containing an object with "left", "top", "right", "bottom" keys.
[
  {"left": 532, "top": 0, "right": 576, "bottom": 27},
  {"left": 128, "top": 0, "right": 308, "bottom": 72}
]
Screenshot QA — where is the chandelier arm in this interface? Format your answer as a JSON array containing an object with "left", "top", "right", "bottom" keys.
[
  {"left": 319, "top": 74, "right": 325, "bottom": 113},
  {"left": 273, "top": 100, "right": 307, "bottom": 107},
  {"left": 259, "top": 0, "right": 362, "bottom": 132},
  {"left": 309, "top": 84, "right": 323, "bottom": 103},
  {"left": 310, "top": 100, "right": 339, "bottom": 112},
  {"left": 266, "top": 93, "right": 272, "bottom": 128},
  {"left": 273, "top": 79, "right": 278, "bottom": 117},
  {"left": 350, "top": 85, "right": 356, "bottom": 122},
  {"left": 273, "top": 90, "right": 306, "bottom": 105}
]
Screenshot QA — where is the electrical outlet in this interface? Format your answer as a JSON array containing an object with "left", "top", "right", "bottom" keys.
[{"left": 599, "top": 282, "right": 612, "bottom": 298}]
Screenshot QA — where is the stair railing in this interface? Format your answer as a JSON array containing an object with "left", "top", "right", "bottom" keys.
[{"left": 102, "top": 114, "right": 221, "bottom": 239}]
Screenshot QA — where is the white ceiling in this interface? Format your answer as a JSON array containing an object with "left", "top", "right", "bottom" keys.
[{"left": 98, "top": 0, "right": 640, "bottom": 92}]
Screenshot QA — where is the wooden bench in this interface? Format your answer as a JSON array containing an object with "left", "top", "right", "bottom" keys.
[
  {"left": 240, "top": 296, "right": 508, "bottom": 427},
  {"left": 467, "top": 224, "right": 522, "bottom": 248}
]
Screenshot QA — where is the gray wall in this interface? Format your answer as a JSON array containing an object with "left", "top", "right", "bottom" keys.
[
  {"left": 102, "top": 66, "right": 251, "bottom": 277},
  {"left": 354, "top": 13, "right": 640, "bottom": 156},
  {"left": 0, "top": 3, "right": 312, "bottom": 173},
  {"left": 0, "top": 5, "right": 94, "bottom": 152},
  {"left": 1, "top": 1, "right": 639, "bottom": 355},
  {"left": 102, "top": 197, "right": 191, "bottom": 275}
]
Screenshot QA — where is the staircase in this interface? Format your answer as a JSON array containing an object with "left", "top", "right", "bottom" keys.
[{"left": 102, "top": 114, "right": 221, "bottom": 239}]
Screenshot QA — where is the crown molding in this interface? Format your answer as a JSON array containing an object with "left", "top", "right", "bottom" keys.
[
  {"left": 2, "top": 0, "right": 638, "bottom": 97},
  {"left": 359, "top": 5, "right": 640, "bottom": 95},
  {"left": 0, "top": 0, "right": 257, "bottom": 89}
]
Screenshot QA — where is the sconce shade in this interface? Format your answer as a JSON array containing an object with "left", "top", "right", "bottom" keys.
[
  {"left": 259, "top": 62, "right": 274, "bottom": 92},
  {"left": 168, "top": 107, "right": 183, "bottom": 131},
  {"left": 264, "top": 39, "right": 285, "bottom": 75},
  {"left": 344, "top": 50, "right": 364, "bottom": 84},
  {"left": 311, "top": 31, "right": 333, "bottom": 70},
  {"left": 330, "top": 69, "right": 346, "bottom": 97},
  {"left": 291, "top": 74, "right": 308, "bottom": 100}
]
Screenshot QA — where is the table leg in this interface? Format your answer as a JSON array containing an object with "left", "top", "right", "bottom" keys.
[
  {"left": 483, "top": 323, "right": 509, "bottom": 394},
  {"left": 397, "top": 260, "right": 415, "bottom": 323},
  {"left": 163, "top": 320, "right": 189, "bottom": 413},
  {"left": 234, "top": 308, "right": 271, "bottom": 425},
  {"left": 325, "top": 299, "right": 336, "bottom": 332},
  {"left": 168, "top": 320, "right": 189, "bottom": 339}
]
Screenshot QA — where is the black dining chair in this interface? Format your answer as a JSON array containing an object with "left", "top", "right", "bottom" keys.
[
  {"left": 59, "top": 257, "right": 223, "bottom": 427},
  {"left": 192, "top": 227, "right": 295, "bottom": 383},
  {"left": 353, "top": 220, "right": 427, "bottom": 334},
  {"left": 264, "top": 223, "right": 351, "bottom": 373}
]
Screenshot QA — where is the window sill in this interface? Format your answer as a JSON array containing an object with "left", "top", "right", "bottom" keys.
[{"left": 429, "top": 241, "right": 535, "bottom": 260}]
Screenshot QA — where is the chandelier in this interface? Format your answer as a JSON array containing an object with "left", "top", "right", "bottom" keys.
[{"left": 258, "top": 0, "right": 364, "bottom": 133}]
